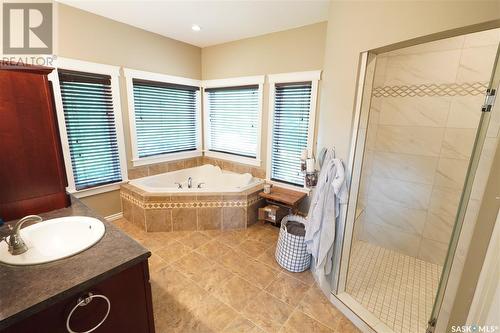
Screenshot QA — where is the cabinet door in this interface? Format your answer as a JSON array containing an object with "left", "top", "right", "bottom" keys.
[
  {"left": 4, "top": 261, "right": 155, "bottom": 333},
  {"left": 0, "top": 68, "right": 69, "bottom": 220}
]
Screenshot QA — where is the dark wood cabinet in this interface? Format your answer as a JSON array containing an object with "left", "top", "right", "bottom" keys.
[
  {"left": 3, "top": 260, "right": 156, "bottom": 333},
  {"left": 0, "top": 64, "right": 70, "bottom": 220}
]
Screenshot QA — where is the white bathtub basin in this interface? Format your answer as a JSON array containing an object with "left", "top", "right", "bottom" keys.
[
  {"left": 0, "top": 216, "right": 105, "bottom": 266},
  {"left": 130, "top": 164, "right": 264, "bottom": 193}
]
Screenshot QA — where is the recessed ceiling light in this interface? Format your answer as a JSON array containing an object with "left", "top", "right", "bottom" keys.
[{"left": 191, "top": 24, "right": 201, "bottom": 32}]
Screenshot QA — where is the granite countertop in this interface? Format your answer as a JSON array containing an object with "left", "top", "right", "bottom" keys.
[{"left": 0, "top": 197, "right": 150, "bottom": 329}]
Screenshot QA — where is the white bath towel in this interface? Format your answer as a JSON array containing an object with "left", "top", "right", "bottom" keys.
[{"left": 304, "top": 149, "right": 347, "bottom": 274}]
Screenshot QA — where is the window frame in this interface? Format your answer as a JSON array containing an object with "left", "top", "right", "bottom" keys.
[
  {"left": 49, "top": 57, "right": 128, "bottom": 198},
  {"left": 202, "top": 75, "right": 265, "bottom": 167},
  {"left": 123, "top": 68, "right": 203, "bottom": 167},
  {"left": 266, "top": 70, "right": 321, "bottom": 191}
]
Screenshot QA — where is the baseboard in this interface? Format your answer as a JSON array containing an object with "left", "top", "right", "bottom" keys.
[{"left": 105, "top": 212, "right": 123, "bottom": 221}]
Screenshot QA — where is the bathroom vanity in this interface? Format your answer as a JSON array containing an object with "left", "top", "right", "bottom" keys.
[{"left": 0, "top": 199, "right": 155, "bottom": 333}]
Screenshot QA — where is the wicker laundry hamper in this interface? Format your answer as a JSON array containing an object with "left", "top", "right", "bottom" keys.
[{"left": 275, "top": 215, "right": 311, "bottom": 272}]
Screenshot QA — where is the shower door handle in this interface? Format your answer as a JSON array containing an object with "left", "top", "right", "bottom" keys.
[{"left": 482, "top": 88, "right": 496, "bottom": 112}]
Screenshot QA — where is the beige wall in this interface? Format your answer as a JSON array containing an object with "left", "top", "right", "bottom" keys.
[
  {"left": 56, "top": 4, "right": 202, "bottom": 217},
  {"left": 202, "top": 22, "right": 327, "bottom": 168},
  {"left": 201, "top": 22, "right": 327, "bottom": 79},
  {"left": 317, "top": 1, "right": 500, "bottom": 163},
  {"left": 55, "top": 6, "right": 325, "bottom": 216},
  {"left": 57, "top": 4, "right": 201, "bottom": 78}
]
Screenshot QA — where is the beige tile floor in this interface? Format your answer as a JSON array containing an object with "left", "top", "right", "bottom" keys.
[
  {"left": 113, "top": 218, "right": 360, "bottom": 333},
  {"left": 346, "top": 241, "right": 442, "bottom": 333}
]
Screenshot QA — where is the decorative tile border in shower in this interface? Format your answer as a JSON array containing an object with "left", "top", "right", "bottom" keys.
[{"left": 372, "top": 81, "right": 488, "bottom": 98}]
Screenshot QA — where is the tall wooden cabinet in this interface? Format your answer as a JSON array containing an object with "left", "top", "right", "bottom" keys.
[{"left": 0, "top": 64, "right": 70, "bottom": 221}]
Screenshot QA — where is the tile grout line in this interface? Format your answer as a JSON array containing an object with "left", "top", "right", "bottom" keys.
[{"left": 346, "top": 240, "right": 442, "bottom": 333}]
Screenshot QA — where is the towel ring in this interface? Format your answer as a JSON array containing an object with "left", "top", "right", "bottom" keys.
[{"left": 66, "top": 292, "right": 111, "bottom": 333}]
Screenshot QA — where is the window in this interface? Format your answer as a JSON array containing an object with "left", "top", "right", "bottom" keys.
[
  {"left": 50, "top": 58, "right": 127, "bottom": 197},
  {"left": 267, "top": 71, "right": 321, "bottom": 188},
  {"left": 205, "top": 86, "right": 259, "bottom": 158},
  {"left": 124, "top": 69, "right": 202, "bottom": 166},
  {"left": 203, "top": 76, "right": 264, "bottom": 166},
  {"left": 132, "top": 80, "right": 199, "bottom": 158}
]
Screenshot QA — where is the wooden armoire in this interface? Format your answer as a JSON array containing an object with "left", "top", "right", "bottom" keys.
[{"left": 0, "top": 63, "right": 70, "bottom": 221}]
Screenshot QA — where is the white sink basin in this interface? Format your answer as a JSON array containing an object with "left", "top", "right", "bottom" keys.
[{"left": 0, "top": 216, "right": 105, "bottom": 266}]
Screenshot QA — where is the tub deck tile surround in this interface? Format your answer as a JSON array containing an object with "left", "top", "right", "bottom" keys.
[
  {"left": 112, "top": 218, "right": 360, "bottom": 333},
  {"left": 128, "top": 156, "right": 205, "bottom": 180},
  {"left": 123, "top": 157, "right": 267, "bottom": 232},
  {"left": 145, "top": 209, "right": 172, "bottom": 232},
  {"left": 222, "top": 206, "right": 247, "bottom": 230},
  {"left": 172, "top": 208, "right": 198, "bottom": 231},
  {"left": 121, "top": 183, "right": 265, "bottom": 232},
  {"left": 128, "top": 156, "right": 266, "bottom": 180}
]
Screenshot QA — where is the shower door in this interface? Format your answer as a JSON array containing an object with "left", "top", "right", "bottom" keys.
[{"left": 427, "top": 43, "right": 500, "bottom": 333}]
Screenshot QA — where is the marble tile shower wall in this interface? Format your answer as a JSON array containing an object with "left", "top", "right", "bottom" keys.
[{"left": 356, "top": 29, "right": 500, "bottom": 265}]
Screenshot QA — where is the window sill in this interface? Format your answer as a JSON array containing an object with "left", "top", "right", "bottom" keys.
[
  {"left": 204, "top": 150, "right": 261, "bottom": 167},
  {"left": 266, "top": 179, "right": 312, "bottom": 195},
  {"left": 67, "top": 181, "right": 127, "bottom": 198},
  {"left": 132, "top": 150, "right": 202, "bottom": 167}
]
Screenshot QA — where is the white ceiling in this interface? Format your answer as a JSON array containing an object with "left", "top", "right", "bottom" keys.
[{"left": 58, "top": 0, "right": 330, "bottom": 47}]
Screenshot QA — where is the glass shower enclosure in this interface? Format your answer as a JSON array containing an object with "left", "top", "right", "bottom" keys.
[{"left": 333, "top": 28, "right": 500, "bottom": 333}]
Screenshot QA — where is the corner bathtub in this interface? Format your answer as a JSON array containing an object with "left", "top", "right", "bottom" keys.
[
  {"left": 129, "top": 164, "right": 263, "bottom": 193},
  {"left": 121, "top": 164, "right": 266, "bottom": 232}
]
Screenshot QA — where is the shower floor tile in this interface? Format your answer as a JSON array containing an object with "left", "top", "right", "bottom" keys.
[{"left": 346, "top": 241, "right": 442, "bottom": 333}]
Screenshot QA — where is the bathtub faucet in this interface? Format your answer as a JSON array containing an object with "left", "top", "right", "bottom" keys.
[{"left": 187, "top": 177, "right": 193, "bottom": 189}]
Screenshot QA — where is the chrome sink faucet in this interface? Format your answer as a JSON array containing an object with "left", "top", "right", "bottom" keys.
[
  {"left": 187, "top": 177, "right": 193, "bottom": 189},
  {"left": 3, "top": 215, "right": 42, "bottom": 255}
]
